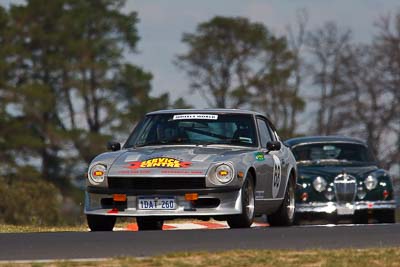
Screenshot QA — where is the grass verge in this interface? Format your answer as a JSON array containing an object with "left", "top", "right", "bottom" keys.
[
  {"left": 0, "top": 224, "right": 88, "bottom": 233},
  {"left": 0, "top": 248, "right": 399, "bottom": 267}
]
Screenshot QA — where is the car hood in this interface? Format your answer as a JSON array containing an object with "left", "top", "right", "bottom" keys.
[
  {"left": 107, "top": 146, "right": 249, "bottom": 177},
  {"left": 298, "top": 164, "right": 378, "bottom": 181}
]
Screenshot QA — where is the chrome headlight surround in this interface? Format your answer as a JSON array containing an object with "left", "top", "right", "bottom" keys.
[
  {"left": 364, "top": 175, "right": 378, "bottom": 190},
  {"left": 88, "top": 164, "right": 107, "bottom": 185},
  {"left": 313, "top": 176, "right": 327, "bottom": 192},
  {"left": 215, "top": 163, "right": 235, "bottom": 184},
  {"left": 208, "top": 162, "right": 235, "bottom": 185}
]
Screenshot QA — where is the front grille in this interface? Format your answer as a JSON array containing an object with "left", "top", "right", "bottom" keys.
[
  {"left": 108, "top": 177, "right": 206, "bottom": 190},
  {"left": 334, "top": 174, "right": 357, "bottom": 203}
]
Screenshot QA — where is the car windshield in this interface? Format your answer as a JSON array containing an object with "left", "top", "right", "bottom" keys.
[
  {"left": 125, "top": 113, "right": 258, "bottom": 148},
  {"left": 292, "top": 143, "right": 375, "bottom": 164}
]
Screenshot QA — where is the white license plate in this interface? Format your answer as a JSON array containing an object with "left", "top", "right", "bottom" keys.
[
  {"left": 137, "top": 197, "right": 176, "bottom": 210},
  {"left": 337, "top": 205, "right": 355, "bottom": 215}
]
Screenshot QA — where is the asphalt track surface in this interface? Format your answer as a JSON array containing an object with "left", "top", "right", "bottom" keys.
[{"left": 1, "top": 224, "right": 400, "bottom": 261}]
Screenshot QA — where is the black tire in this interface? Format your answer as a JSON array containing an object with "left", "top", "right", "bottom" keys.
[
  {"left": 293, "top": 213, "right": 303, "bottom": 225},
  {"left": 227, "top": 174, "right": 255, "bottom": 228},
  {"left": 375, "top": 209, "right": 395, "bottom": 224},
  {"left": 325, "top": 212, "right": 339, "bottom": 224},
  {"left": 87, "top": 215, "right": 116, "bottom": 231},
  {"left": 353, "top": 211, "right": 369, "bottom": 224},
  {"left": 136, "top": 217, "right": 164, "bottom": 231},
  {"left": 268, "top": 177, "right": 295, "bottom": 226}
]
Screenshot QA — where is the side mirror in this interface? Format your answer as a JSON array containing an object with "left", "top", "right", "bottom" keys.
[
  {"left": 267, "top": 141, "right": 281, "bottom": 151},
  {"left": 107, "top": 141, "right": 121, "bottom": 151}
]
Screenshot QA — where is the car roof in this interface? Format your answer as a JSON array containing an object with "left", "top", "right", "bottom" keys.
[
  {"left": 147, "top": 108, "right": 264, "bottom": 116},
  {"left": 285, "top": 135, "right": 367, "bottom": 147}
]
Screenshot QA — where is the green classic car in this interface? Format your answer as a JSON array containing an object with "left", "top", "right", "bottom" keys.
[{"left": 285, "top": 136, "right": 396, "bottom": 224}]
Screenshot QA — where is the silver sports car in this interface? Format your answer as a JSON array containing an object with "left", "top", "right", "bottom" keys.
[{"left": 85, "top": 109, "right": 297, "bottom": 230}]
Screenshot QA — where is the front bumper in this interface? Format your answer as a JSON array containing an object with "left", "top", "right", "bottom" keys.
[
  {"left": 84, "top": 187, "right": 242, "bottom": 217},
  {"left": 296, "top": 200, "right": 396, "bottom": 215}
]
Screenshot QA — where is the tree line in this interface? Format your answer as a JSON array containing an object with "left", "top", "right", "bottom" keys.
[
  {"left": 0, "top": 1, "right": 398, "bottom": 225},
  {"left": 0, "top": 0, "right": 188, "bottom": 225},
  {"left": 176, "top": 10, "right": 399, "bottom": 172}
]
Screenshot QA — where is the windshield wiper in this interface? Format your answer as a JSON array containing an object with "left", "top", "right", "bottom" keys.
[
  {"left": 136, "top": 138, "right": 191, "bottom": 147},
  {"left": 190, "top": 140, "right": 218, "bottom": 146},
  {"left": 135, "top": 141, "right": 164, "bottom": 147},
  {"left": 224, "top": 138, "right": 253, "bottom": 145}
]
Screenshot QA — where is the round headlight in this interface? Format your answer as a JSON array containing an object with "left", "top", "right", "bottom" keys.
[
  {"left": 88, "top": 164, "right": 106, "bottom": 185},
  {"left": 357, "top": 186, "right": 366, "bottom": 199},
  {"left": 215, "top": 164, "right": 234, "bottom": 184},
  {"left": 324, "top": 187, "right": 335, "bottom": 200},
  {"left": 364, "top": 175, "right": 377, "bottom": 190},
  {"left": 313, "top": 176, "right": 327, "bottom": 192}
]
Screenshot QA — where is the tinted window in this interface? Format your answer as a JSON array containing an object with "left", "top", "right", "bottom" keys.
[
  {"left": 125, "top": 113, "right": 258, "bottom": 147},
  {"left": 292, "top": 143, "right": 375, "bottom": 163},
  {"left": 257, "top": 119, "right": 273, "bottom": 148},
  {"left": 266, "top": 121, "right": 278, "bottom": 141}
]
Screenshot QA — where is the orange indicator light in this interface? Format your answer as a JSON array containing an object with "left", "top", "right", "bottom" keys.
[
  {"left": 237, "top": 171, "right": 244, "bottom": 178},
  {"left": 113, "top": 194, "right": 127, "bottom": 202},
  {"left": 301, "top": 192, "right": 308, "bottom": 202},
  {"left": 185, "top": 193, "right": 199, "bottom": 201},
  {"left": 218, "top": 170, "right": 228, "bottom": 176},
  {"left": 93, "top": 170, "right": 104, "bottom": 176}
]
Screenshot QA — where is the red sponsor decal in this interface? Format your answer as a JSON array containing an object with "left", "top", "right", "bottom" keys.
[
  {"left": 107, "top": 208, "right": 119, "bottom": 214},
  {"left": 125, "top": 157, "right": 192, "bottom": 169}
]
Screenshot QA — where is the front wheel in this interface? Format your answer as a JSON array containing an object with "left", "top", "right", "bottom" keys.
[
  {"left": 87, "top": 215, "right": 116, "bottom": 231},
  {"left": 353, "top": 211, "right": 369, "bottom": 224},
  {"left": 227, "top": 174, "right": 255, "bottom": 228},
  {"left": 375, "top": 209, "right": 395, "bottom": 224},
  {"left": 136, "top": 217, "right": 164, "bottom": 231},
  {"left": 268, "top": 177, "right": 295, "bottom": 226}
]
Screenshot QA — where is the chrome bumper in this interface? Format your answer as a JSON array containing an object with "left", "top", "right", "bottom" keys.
[
  {"left": 84, "top": 189, "right": 242, "bottom": 217},
  {"left": 296, "top": 200, "right": 397, "bottom": 214}
]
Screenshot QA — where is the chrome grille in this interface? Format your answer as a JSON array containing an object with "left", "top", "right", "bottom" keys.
[{"left": 334, "top": 174, "right": 357, "bottom": 203}]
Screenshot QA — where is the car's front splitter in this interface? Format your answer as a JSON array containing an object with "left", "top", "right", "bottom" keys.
[
  {"left": 296, "top": 200, "right": 396, "bottom": 214},
  {"left": 84, "top": 189, "right": 243, "bottom": 217}
]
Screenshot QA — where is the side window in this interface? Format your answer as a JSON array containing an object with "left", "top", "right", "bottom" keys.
[
  {"left": 265, "top": 121, "right": 278, "bottom": 141},
  {"left": 257, "top": 119, "right": 273, "bottom": 148}
]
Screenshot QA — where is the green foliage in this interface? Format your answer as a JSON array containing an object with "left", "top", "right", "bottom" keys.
[
  {"left": 0, "top": 169, "right": 62, "bottom": 226},
  {"left": 0, "top": 0, "right": 189, "bottom": 225},
  {"left": 0, "top": 0, "right": 184, "bottom": 168},
  {"left": 171, "top": 97, "right": 193, "bottom": 109},
  {"left": 176, "top": 16, "right": 299, "bottom": 136},
  {"left": 177, "top": 16, "right": 270, "bottom": 108}
]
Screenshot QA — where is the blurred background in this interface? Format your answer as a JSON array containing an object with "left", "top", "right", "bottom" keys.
[{"left": 0, "top": 0, "right": 398, "bottom": 225}]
